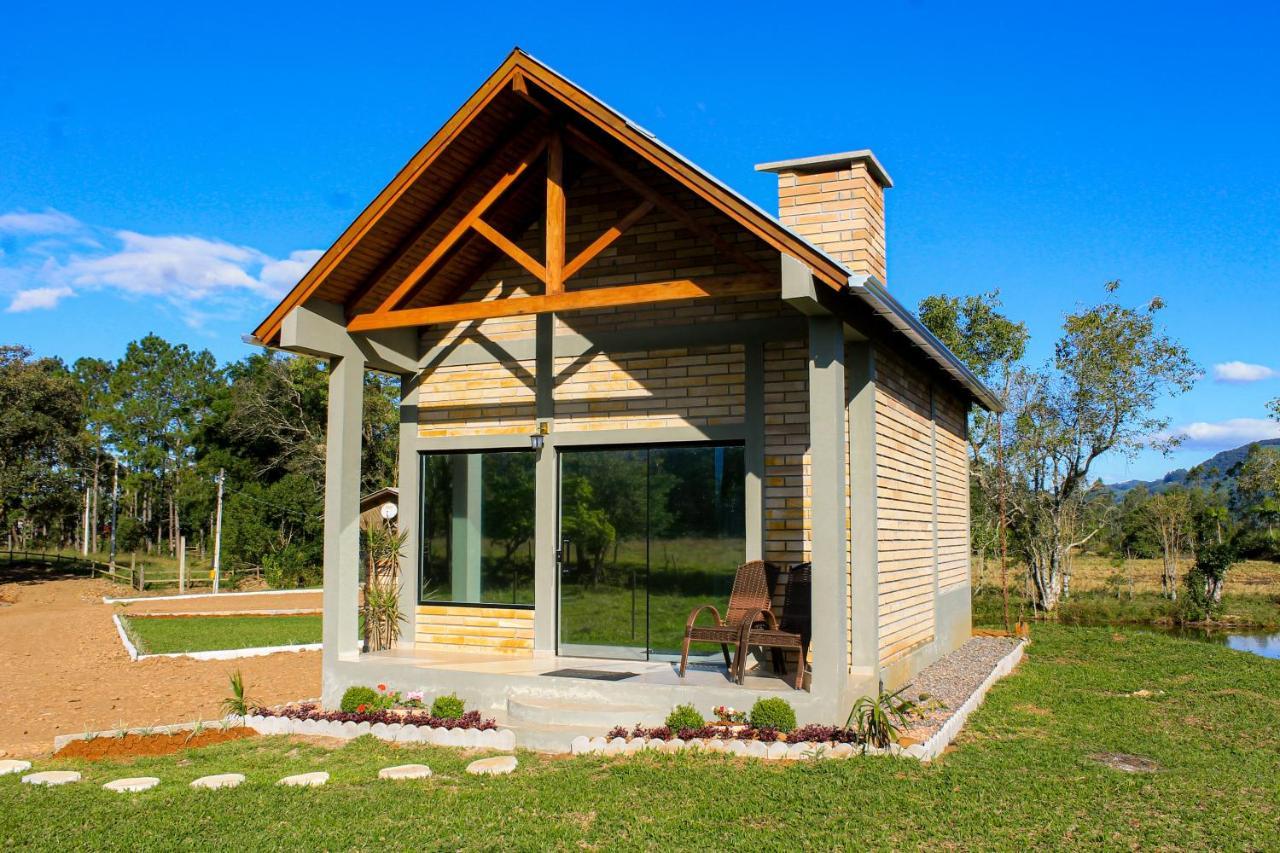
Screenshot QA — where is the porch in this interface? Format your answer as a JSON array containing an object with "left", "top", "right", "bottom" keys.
[{"left": 326, "top": 644, "right": 827, "bottom": 750}]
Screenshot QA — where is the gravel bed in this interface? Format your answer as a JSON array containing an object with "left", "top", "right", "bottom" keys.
[{"left": 899, "top": 636, "right": 1020, "bottom": 741}]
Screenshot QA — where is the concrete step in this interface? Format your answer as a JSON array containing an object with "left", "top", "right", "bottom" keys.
[
  {"left": 507, "top": 695, "right": 666, "bottom": 729},
  {"left": 503, "top": 720, "right": 597, "bottom": 753}
]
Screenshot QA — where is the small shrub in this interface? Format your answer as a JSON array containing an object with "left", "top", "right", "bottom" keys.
[
  {"left": 664, "top": 703, "right": 704, "bottom": 731},
  {"left": 340, "top": 685, "right": 379, "bottom": 714},
  {"left": 430, "top": 693, "right": 466, "bottom": 720},
  {"left": 748, "top": 697, "right": 796, "bottom": 732}
]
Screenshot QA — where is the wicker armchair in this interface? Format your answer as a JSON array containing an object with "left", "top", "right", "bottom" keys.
[
  {"left": 733, "top": 562, "right": 812, "bottom": 689},
  {"left": 678, "top": 560, "right": 777, "bottom": 679}
]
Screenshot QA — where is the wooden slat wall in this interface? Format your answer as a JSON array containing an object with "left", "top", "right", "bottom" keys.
[
  {"left": 875, "top": 348, "right": 937, "bottom": 663},
  {"left": 415, "top": 605, "right": 534, "bottom": 654},
  {"left": 935, "top": 391, "right": 970, "bottom": 591}
]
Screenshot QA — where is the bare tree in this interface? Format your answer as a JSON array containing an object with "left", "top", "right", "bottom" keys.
[{"left": 1143, "top": 488, "right": 1194, "bottom": 600}]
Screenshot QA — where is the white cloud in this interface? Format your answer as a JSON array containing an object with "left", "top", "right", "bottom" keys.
[
  {"left": 1170, "top": 417, "right": 1280, "bottom": 450},
  {"left": 6, "top": 286, "right": 74, "bottom": 312},
  {"left": 0, "top": 209, "right": 83, "bottom": 236},
  {"left": 0, "top": 209, "right": 320, "bottom": 321},
  {"left": 1213, "top": 361, "right": 1279, "bottom": 383}
]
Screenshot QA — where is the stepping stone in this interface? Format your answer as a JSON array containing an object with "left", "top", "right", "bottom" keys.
[
  {"left": 378, "top": 763, "right": 432, "bottom": 780},
  {"left": 21, "top": 771, "right": 81, "bottom": 787},
  {"left": 190, "top": 773, "right": 245, "bottom": 790},
  {"left": 277, "top": 771, "right": 329, "bottom": 787},
  {"left": 104, "top": 776, "right": 160, "bottom": 793},
  {"left": 0, "top": 760, "right": 32, "bottom": 776},
  {"left": 465, "top": 755, "right": 517, "bottom": 776}
]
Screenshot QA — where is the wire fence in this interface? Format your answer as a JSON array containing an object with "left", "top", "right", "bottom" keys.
[{"left": 0, "top": 547, "right": 260, "bottom": 592}]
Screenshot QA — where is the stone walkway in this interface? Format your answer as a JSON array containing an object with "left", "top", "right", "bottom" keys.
[{"left": 12, "top": 757, "right": 517, "bottom": 792}]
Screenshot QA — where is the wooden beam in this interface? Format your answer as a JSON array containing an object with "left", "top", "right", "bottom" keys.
[
  {"left": 471, "top": 218, "right": 547, "bottom": 282},
  {"left": 564, "top": 126, "right": 768, "bottom": 275},
  {"left": 344, "top": 122, "right": 548, "bottom": 316},
  {"left": 563, "top": 199, "right": 653, "bottom": 281},
  {"left": 545, "top": 131, "right": 566, "bottom": 294},
  {"left": 372, "top": 136, "right": 549, "bottom": 314},
  {"left": 510, "top": 70, "right": 551, "bottom": 114},
  {"left": 348, "top": 274, "right": 775, "bottom": 331}
]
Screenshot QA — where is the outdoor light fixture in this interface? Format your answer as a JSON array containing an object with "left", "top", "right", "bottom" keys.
[{"left": 530, "top": 421, "right": 549, "bottom": 451}]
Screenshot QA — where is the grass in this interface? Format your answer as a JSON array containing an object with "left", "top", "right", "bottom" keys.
[
  {"left": 974, "top": 553, "right": 1280, "bottom": 597},
  {"left": 119, "top": 614, "right": 322, "bottom": 654},
  {"left": 3, "top": 624, "right": 1277, "bottom": 849}
]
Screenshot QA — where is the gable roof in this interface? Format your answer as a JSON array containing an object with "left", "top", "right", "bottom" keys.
[{"left": 250, "top": 49, "right": 999, "bottom": 411}]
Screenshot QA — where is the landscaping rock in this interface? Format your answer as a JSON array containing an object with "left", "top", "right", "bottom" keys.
[
  {"left": 378, "top": 763, "right": 432, "bottom": 780},
  {"left": 104, "top": 776, "right": 160, "bottom": 793},
  {"left": 277, "top": 771, "right": 329, "bottom": 787},
  {"left": 191, "top": 773, "right": 245, "bottom": 790},
  {"left": 466, "top": 755, "right": 517, "bottom": 776},
  {"left": 22, "top": 771, "right": 81, "bottom": 787},
  {"left": 570, "top": 735, "right": 591, "bottom": 755},
  {"left": 0, "top": 760, "right": 32, "bottom": 776}
]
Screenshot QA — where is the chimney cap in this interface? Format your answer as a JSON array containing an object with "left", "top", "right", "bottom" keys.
[{"left": 755, "top": 149, "right": 893, "bottom": 188}]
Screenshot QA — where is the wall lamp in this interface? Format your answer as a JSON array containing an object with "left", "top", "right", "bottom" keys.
[{"left": 530, "top": 421, "right": 550, "bottom": 451}]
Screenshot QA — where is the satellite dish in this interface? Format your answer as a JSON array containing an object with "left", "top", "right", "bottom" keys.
[{"left": 379, "top": 502, "right": 398, "bottom": 521}]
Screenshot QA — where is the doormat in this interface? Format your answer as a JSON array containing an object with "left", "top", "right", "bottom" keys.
[{"left": 540, "top": 668, "right": 638, "bottom": 682}]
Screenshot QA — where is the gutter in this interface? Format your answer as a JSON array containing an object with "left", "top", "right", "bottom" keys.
[{"left": 846, "top": 275, "right": 1004, "bottom": 413}]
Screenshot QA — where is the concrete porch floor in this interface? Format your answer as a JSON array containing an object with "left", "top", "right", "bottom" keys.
[{"left": 328, "top": 645, "right": 820, "bottom": 751}]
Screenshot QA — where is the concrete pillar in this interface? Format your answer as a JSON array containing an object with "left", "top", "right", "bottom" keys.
[
  {"left": 395, "top": 373, "right": 420, "bottom": 645},
  {"left": 806, "top": 315, "right": 849, "bottom": 715},
  {"left": 744, "top": 340, "right": 765, "bottom": 562},
  {"left": 450, "top": 454, "right": 483, "bottom": 601},
  {"left": 323, "top": 354, "right": 364, "bottom": 666},
  {"left": 533, "top": 313, "right": 558, "bottom": 652},
  {"left": 847, "top": 342, "right": 880, "bottom": 686}
]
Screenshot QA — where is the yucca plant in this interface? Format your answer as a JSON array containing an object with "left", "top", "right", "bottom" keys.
[
  {"left": 362, "top": 525, "right": 409, "bottom": 651},
  {"left": 845, "top": 686, "right": 917, "bottom": 751}
]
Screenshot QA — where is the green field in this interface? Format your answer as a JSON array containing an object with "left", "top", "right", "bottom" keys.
[
  {"left": 4, "top": 624, "right": 1277, "bottom": 849},
  {"left": 120, "top": 614, "right": 322, "bottom": 654}
]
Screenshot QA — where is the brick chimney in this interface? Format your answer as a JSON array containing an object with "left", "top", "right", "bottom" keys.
[{"left": 755, "top": 150, "right": 893, "bottom": 282}]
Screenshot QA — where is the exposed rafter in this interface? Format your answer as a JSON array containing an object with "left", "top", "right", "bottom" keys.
[
  {"left": 563, "top": 199, "right": 653, "bottom": 281},
  {"left": 348, "top": 274, "right": 775, "bottom": 331}
]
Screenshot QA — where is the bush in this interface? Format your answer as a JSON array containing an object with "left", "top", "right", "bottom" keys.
[
  {"left": 262, "top": 543, "right": 321, "bottom": 589},
  {"left": 664, "top": 703, "right": 704, "bottom": 731},
  {"left": 431, "top": 693, "right": 466, "bottom": 720},
  {"left": 748, "top": 697, "right": 796, "bottom": 732},
  {"left": 340, "top": 686, "right": 379, "bottom": 713}
]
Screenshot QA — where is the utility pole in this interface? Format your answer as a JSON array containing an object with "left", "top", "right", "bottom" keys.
[
  {"left": 108, "top": 456, "right": 120, "bottom": 569},
  {"left": 212, "top": 468, "right": 225, "bottom": 594}
]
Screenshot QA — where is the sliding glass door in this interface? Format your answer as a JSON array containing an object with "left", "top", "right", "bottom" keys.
[{"left": 557, "top": 443, "right": 745, "bottom": 660}]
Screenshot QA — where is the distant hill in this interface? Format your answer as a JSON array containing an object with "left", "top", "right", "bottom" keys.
[{"left": 1108, "top": 439, "right": 1280, "bottom": 495}]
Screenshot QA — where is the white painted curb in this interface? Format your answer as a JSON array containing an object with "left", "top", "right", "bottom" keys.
[
  {"left": 104, "top": 587, "right": 322, "bottom": 604},
  {"left": 112, "top": 614, "right": 141, "bottom": 661},
  {"left": 243, "top": 714, "right": 515, "bottom": 751},
  {"left": 54, "top": 718, "right": 230, "bottom": 751}
]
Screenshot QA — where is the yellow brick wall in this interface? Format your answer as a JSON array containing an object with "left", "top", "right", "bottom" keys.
[
  {"left": 773, "top": 163, "right": 887, "bottom": 281},
  {"left": 414, "top": 605, "right": 534, "bottom": 655},
  {"left": 763, "top": 339, "right": 810, "bottom": 565}
]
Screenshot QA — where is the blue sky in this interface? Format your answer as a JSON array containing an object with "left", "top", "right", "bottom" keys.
[{"left": 2, "top": 1, "right": 1277, "bottom": 481}]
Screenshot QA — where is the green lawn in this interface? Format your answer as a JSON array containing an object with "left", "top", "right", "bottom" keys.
[
  {"left": 4, "top": 624, "right": 1278, "bottom": 849},
  {"left": 120, "top": 614, "right": 322, "bottom": 654}
]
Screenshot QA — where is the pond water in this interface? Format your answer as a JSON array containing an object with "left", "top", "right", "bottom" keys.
[{"left": 1152, "top": 627, "right": 1280, "bottom": 660}]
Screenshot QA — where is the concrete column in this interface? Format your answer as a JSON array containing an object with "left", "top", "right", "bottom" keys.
[
  {"left": 322, "top": 354, "right": 364, "bottom": 666},
  {"left": 533, "top": 313, "right": 558, "bottom": 652},
  {"left": 807, "top": 315, "right": 849, "bottom": 715},
  {"left": 395, "top": 373, "right": 420, "bottom": 645},
  {"left": 744, "top": 340, "right": 765, "bottom": 562},
  {"left": 847, "top": 342, "right": 880, "bottom": 687},
  {"left": 450, "top": 454, "right": 483, "bottom": 601}
]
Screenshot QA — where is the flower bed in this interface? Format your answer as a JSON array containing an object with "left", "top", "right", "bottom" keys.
[
  {"left": 245, "top": 704, "right": 514, "bottom": 750},
  {"left": 263, "top": 702, "right": 497, "bottom": 731}
]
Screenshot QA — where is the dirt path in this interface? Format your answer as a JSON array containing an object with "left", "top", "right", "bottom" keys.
[{"left": 0, "top": 570, "right": 319, "bottom": 759}]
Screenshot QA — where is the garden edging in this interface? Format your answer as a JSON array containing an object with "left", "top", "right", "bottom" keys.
[
  {"left": 111, "top": 613, "right": 321, "bottom": 661},
  {"left": 242, "top": 714, "right": 516, "bottom": 751}
]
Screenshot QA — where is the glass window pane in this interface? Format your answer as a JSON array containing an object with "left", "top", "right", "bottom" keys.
[{"left": 419, "top": 450, "right": 535, "bottom": 607}]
